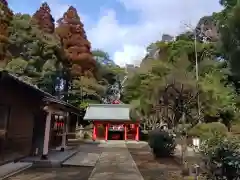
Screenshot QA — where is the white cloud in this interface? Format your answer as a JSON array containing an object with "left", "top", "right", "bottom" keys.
[
  {"left": 87, "top": 10, "right": 127, "bottom": 50},
  {"left": 87, "top": 0, "right": 223, "bottom": 67},
  {"left": 47, "top": 0, "right": 223, "bottom": 67},
  {"left": 41, "top": 0, "right": 68, "bottom": 21},
  {"left": 46, "top": 0, "right": 89, "bottom": 24},
  {"left": 113, "top": 45, "right": 147, "bottom": 67}
]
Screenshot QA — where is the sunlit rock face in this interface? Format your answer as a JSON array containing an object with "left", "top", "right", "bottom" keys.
[
  {"left": 196, "top": 16, "right": 219, "bottom": 42},
  {"left": 56, "top": 6, "right": 95, "bottom": 77},
  {"left": 162, "top": 34, "right": 174, "bottom": 42},
  {"left": 0, "top": 0, "right": 13, "bottom": 66}
]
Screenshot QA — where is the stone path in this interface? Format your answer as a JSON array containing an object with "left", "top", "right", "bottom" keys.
[
  {"left": 4, "top": 141, "right": 145, "bottom": 180},
  {"left": 88, "top": 142, "right": 144, "bottom": 180}
]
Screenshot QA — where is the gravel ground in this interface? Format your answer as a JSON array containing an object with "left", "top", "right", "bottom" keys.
[
  {"left": 127, "top": 144, "right": 182, "bottom": 180},
  {"left": 5, "top": 167, "right": 94, "bottom": 180}
]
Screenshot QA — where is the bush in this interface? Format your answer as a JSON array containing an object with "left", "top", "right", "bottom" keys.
[
  {"left": 83, "top": 132, "right": 90, "bottom": 139},
  {"left": 231, "top": 123, "right": 240, "bottom": 134},
  {"left": 148, "top": 129, "right": 176, "bottom": 157},
  {"left": 140, "top": 130, "right": 149, "bottom": 141},
  {"left": 188, "top": 122, "right": 228, "bottom": 140},
  {"left": 200, "top": 134, "right": 240, "bottom": 180}
]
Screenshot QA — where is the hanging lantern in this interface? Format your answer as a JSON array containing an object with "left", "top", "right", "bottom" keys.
[{"left": 112, "top": 100, "right": 120, "bottom": 104}]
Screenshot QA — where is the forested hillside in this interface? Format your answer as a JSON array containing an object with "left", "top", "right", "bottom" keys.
[
  {"left": 123, "top": 0, "right": 240, "bottom": 131},
  {"left": 0, "top": 1, "right": 125, "bottom": 107},
  {"left": 1, "top": 0, "right": 240, "bottom": 130}
]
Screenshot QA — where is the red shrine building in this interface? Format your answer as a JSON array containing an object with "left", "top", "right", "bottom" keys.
[{"left": 84, "top": 104, "right": 140, "bottom": 141}]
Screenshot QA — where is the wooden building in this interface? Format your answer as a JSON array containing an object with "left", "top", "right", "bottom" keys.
[
  {"left": 0, "top": 71, "right": 82, "bottom": 163},
  {"left": 84, "top": 104, "right": 140, "bottom": 141}
]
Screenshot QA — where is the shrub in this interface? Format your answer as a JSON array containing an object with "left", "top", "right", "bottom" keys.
[
  {"left": 148, "top": 129, "right": 176, "bottom": 157},
  {"left": 200, "top": 134, "right": 240, "bottom": 180},
  {"left": 140, "top": 130, "right": 149, "bottom": 141},
  {"left": 231, "top": 123, "right": 240, "bottom": 136},
  {"left": 188, "top": 122, "right": 228, "bottom": 140},
  {"left": 83, "top": 132, "right": 90, "bottom": 139}
]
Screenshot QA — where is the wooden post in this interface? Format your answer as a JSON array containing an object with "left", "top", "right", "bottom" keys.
[
  {"left": 42, "top": 109, "right": 52, "bottom": 159},
  {"left": 135, "top": 123, "right": 139, "bottom": 141},
  {"left": 95, "top": 122, "right": 98, "bottom": 139},
  {"left": 105, "top": 123, "right": 109, "bottom": 141},
  {"left": 124, "top": 124, "right": 127, "bottom": 141},
  {"left": 61, "top": 113, "right": 68, "bottom": 151},
  {"left": 92, "top": 122, "right": 96, "bottom": 141}
]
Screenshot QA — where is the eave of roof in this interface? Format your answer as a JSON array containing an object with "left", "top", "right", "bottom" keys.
[
  {"left": 0, "top": 70, "right": 52, "bottom": 98},
  {"left": 0, "top": 70, "right": 83, "bottom": 115},
  {"left": 43, "top": 96, "right": 83, "bottom": 115},
  {"left": 84, "top": 104, "right": 131, "bottom": 121}
]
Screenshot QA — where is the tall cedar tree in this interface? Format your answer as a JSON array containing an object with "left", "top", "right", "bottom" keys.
[
  {"left": 32, "top": 2, "right": 55, "bottom": 33},
  {"left": 56, "top": 6, "right": 95, "bottom": 77},
  {"left": 0, "top": 0, "right": 13, "bottom": 67}
]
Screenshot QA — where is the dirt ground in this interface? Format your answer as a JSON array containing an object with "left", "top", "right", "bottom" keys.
[{"left": 127, "top": 143, "right": 182, "bottom": 180}]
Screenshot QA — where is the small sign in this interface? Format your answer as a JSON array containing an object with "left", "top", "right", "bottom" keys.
[{"left": 192, "top": 138, "right": 200, "bottom": 149}]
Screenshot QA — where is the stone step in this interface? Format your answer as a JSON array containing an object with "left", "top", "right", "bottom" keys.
[
  {"left": 62, "top": 152, "right": 100, "bottom": 167},
  {"left": 0, "top": 162, "right": 32, "bottom": 179}
]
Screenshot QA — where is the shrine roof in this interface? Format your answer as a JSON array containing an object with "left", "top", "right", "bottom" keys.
[
  {"left": 0, "top": 70, "right": 83, "bottom": 115},
  {"left": 83, "top": 104, "right": 131, "bottom": 121}
]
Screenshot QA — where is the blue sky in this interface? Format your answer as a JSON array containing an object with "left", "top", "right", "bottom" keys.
[{"left": 8, "top": 0, "right": 223, "bottom": 66}]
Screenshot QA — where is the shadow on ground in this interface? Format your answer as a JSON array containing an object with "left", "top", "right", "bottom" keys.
[
  {"left": 5, "top": 167, "right": 94, "bottom": 180},
  {"left": 127, "top": 143, "right": 182, "bottom": 180}
]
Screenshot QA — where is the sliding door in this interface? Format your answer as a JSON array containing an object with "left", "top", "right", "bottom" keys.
[{"left": 0, "top": 105, "right": 10, "bottom": 163}]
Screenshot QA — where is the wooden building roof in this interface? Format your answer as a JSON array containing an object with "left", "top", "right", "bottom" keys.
[
  {"left": 0, "top": 70, "right": 83, "bottom": 115},
  {"left": 84, "top": 104, "right": 131, "bottom": 121}
]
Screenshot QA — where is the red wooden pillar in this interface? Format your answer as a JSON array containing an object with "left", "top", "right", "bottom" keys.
[
  {"left": 105, "top": 123, "right": 109, "bottom": 141},
  {"left": 95, "top": 123, "right": 98, "bottom": 139},
  {"left": 92, "top": 122, "right": 96, "bottom": 141},
  {"left": 135, "top": 123, "right": 139, "bottom": 141},
  {"left": 124, "top": 124, "right": 127, "bottom": 141}
]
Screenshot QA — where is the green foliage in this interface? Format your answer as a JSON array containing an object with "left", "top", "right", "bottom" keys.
[
  {"left": 2, "top": 0, "right": 240, "bottom": 135},
  {"left": 92, "top": 49, "right": 110, "bottom": 61},
  {"left": 79, "top": 101, "right": 89, "bottom": 109},
  {"left": 3, "top": 11, "right": 121, "bottom": 105},
  {"left": 5, "top": 57, "right": 28, "bottom": 74},
  {"left": 5, "top": 13, "right": 61, "bottom": 94},
  {"left": 216, "top": 1, "right": 240, "bottom": 89},
  {"left": 83, "top": 132, "right": 90, "bottom": 139},
  {"left": 174, "top": 123, "right": 192, "bottom": 136},
  {"left": 220, "top": 0, "right": 238, "bottom": 9},
  {"left": 69, "top": 76, "right": 106, "bottom": 106},
  {"left": 199, "top": 69, "right": 237, "bottom": 117},
  {"left": 140, "top": 131, "right": 149, "bottom": 141},
  {"left": 123, "top": 20, "right": 238, "bottom": 129},
  {"left": 188, "top": 122, "right": 228, "bottom": 140},
  {"left": 148, "top": 130, "right": 176, "bottom": 157},
  {"left": 200, "top": 134, "right": 240, "bottom": 179}
]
